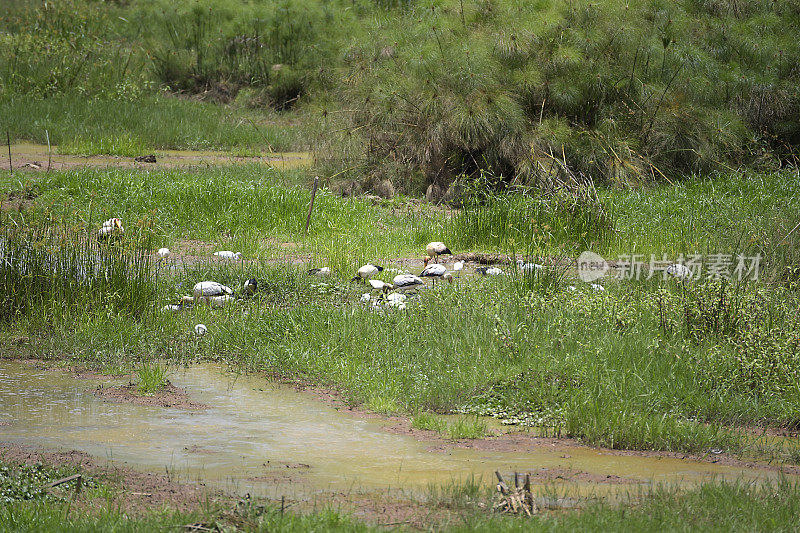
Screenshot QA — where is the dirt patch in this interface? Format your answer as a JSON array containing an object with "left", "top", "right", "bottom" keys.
[
  {"left": 94, "top": 382, "right": 208, "bottom": 410},
  {"left": 1, "top": 189, "right": 39, "bottom": 212},
  {"left": 3, "top": 143, "right": 311, "bottom": 173}
]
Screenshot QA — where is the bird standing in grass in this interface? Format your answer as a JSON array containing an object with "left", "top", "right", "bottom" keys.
[
  {"left": 425, "top": 242, "right": 452, "bottom": 264},
  {"left": 453, "top": 260, "right": 464, "bottom": 275},
  {"left": 193, "top": 281, "right": 233, "bottom": 305},
  {"left": 352, "top": 264, "right": 384, "bottom": 282},
  {"left": 308, "top": 267, "right": 331, "bottom": 277},
  {"left": 98, "top": 218, "right": 124, "bottom": 240},
  {"left": 214, "top": 251, "right": 241, "bottom": 260},
  {"left": 476, "top": 266, "right": 503, "bottom": 276},
  {"left": 242, "top": 278, "right": 258, "bottom": 298},
  {"left": 666, "top": 263, "right": 692, "bottom": 281},
  {"left": 369, "top": 279, "right": 393, "bottom": 293},
  {"left": 392, "top": 273, "right": 424, "bottom": 292},
  {"left": 157, "top": 248, "right": 170, "bottom": 260},
  {"left": 420, "top": 263, "right": 453, "bottom": 286},
  {"left": 517, "top": 260, "right": 543, "bottom": 273}
]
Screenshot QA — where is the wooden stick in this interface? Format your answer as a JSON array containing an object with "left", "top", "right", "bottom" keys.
[
  {"left": 48, "top": 474, "right": 82, "bottom": 488},
  {"left": 46, "top": 129, "right": 52, "bottom": 172},
  {"left": 304, "top": 176, "right": 319, "bottom": 235},
  {"left": 6, "top": 131, "right": 11, "bottom": 175},
  {"left": 495, "top": 470, "right": 509, "bottom": 493}
]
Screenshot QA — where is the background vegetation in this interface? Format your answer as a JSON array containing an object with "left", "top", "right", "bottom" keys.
[{"left": 1, "top": 0, "right": 799, "bottom": 190}]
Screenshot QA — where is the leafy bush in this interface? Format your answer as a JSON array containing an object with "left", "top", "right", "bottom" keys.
[{"left": 654, "top": 279, "right": 800, "bottom": 400}]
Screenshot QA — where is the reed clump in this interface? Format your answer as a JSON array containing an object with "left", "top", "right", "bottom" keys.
[{"left": 0, "top": 211, "right": 157, "bottom": 326}]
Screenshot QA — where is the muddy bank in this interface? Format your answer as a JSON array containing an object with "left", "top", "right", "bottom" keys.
[
  {"left": 297, "top": 376, "right": 800, "bottom": 478},
  {"left": 94, "top": 382, "right": 209, "bottom": 410},
  {"left": 0, "top": 442, "right": 230, "bottom": 515},
  {"left": 0, "top": 441, "right": 477, "bottom": 527},
  {"left": 3, "top": 143, "right": 310, "bottom": 173}
]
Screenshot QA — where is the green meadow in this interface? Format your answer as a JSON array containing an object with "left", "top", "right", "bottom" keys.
[{"left": 2, "top": 0, "right": 800, "bottom": 530}]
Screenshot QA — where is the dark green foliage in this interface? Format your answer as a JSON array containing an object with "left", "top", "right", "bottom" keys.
[
  {"left": 0, "top": 462, "right": 89, "bottom": 504},
  {"left": 4, "top": 0, "right": 799, "bottom": 183},
  {"left": 323, "top": 0, "right": 800, "bottom": 188},
  {"left": 0, "top": 0, "right": 148, "bottom": 98}
]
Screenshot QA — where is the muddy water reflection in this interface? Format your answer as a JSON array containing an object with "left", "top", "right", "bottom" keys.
[{"left": 0, "top": 361, "right": 790, "bottom": 498}]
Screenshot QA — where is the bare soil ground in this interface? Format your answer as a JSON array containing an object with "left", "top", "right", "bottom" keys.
[
  {"left": 2, "top": 143, "right": 311, "bottom": 173},
  {"left": 94, "top": 382, "right": 209, "bottom": 410}
]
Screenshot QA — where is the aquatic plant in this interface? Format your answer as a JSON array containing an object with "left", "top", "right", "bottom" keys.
[{"left": 136, "top": 361, "right": 168, "bottom": 394}]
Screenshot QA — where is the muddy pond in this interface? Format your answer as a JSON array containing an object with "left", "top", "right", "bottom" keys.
[{"left": 0, "top": 361, "right": 791, "bottom": 501}]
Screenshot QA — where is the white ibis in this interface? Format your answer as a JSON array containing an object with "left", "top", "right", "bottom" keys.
[
  {"left": 386, "top": 292, "right": 407, "bottom": 304},
  {"left": 425, "top": 242, "right": 452, "bottom": 264},
  {"left": 517, "top": 260, "right": 543, "bottom": 272},
  {"left": 392, "top": 273, "right": 424, "bottom": 292},
  {"left": 157, "top": 248, "right": 170, "bottom": 259},
  {"left": 420, "top": 263, "right": 453, "bottom": 286},
  {"left": 209, "top": 294, "right": 235, "bottom": 307},
  {"left": 242, "top": 278, "right": 258, "bottom": 297},
  {"left": 666, "top": 263, "right": 692, "bottom": 281},
  {"left": 369, "top": 279, "right": 393, "bottom": 293},
  {"left": 214, "top": 251, "right": 241, "bottom": 260},
  {"left": 453, "top": 260, "right": 464, "bottom": 274},
  {"left": 308, "top": 267, "right": 331, "bottom": 277},
  {"left": 98, "top": 218, "right": 124, "bottom": 240},
  {"left": 193, "top": 281, "right": 233, "bottom": 305},
  {"left": 352, "top": 264, "right": 384, "bottom": 282},
  {"left": 194, "top": 324, "right": 208, "bottom": 336},
  {"left": 476, "top": 266, "right": 503, "bottom": 276}
]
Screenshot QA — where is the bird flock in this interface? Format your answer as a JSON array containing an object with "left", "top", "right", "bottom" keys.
[{"left": 99, "top": 218, "right": 692, "bottom": 335}]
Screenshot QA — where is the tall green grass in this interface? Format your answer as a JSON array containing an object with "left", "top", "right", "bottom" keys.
[
  {"left": 4, "top": 0, "right": 799, "bottom": 186},
  {"left": 0, "top": 211, "right": 158, "bottom": 325},
  {"left": 325, "top": 0, "right": 800, "bottom": 188},
  {"left": 0, "top": 94, "right": 305, "bottom": 153},
  {"left": 136, "top": 361, "right": 169, "bottom": 394}
]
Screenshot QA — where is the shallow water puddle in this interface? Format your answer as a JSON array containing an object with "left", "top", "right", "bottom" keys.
[{"left": 0, "top": 361, "right": 790, "bottom": 499}]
